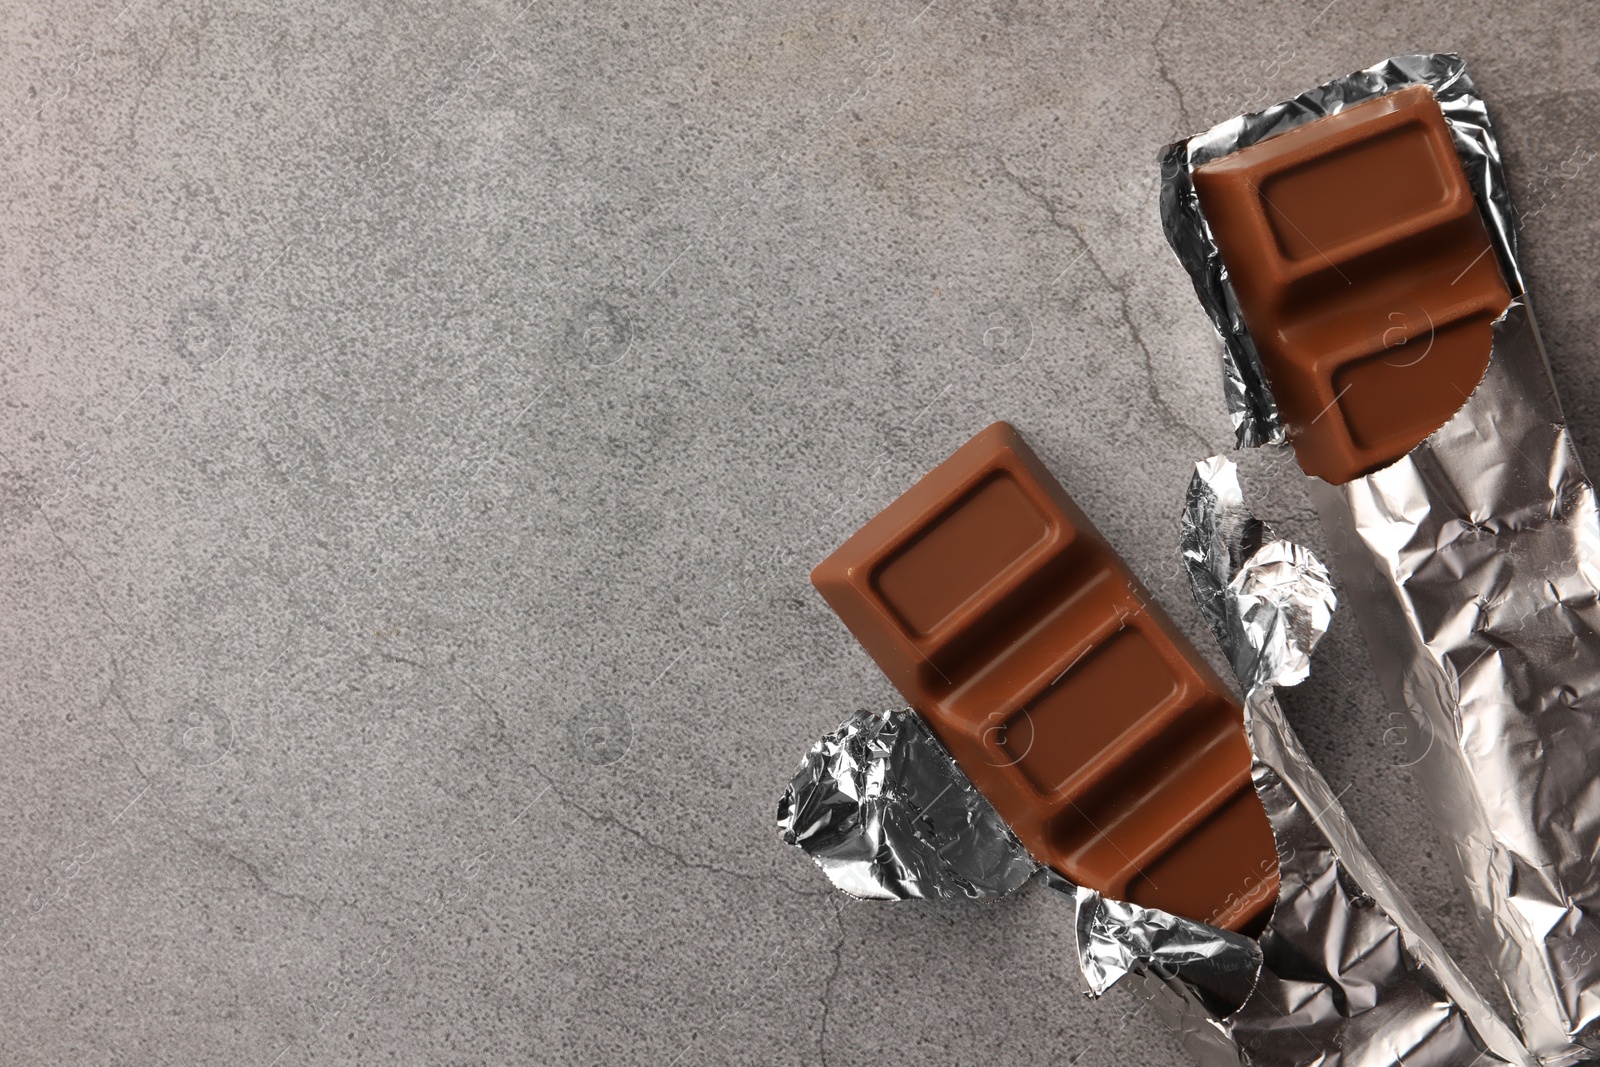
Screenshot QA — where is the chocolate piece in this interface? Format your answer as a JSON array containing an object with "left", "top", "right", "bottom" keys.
[
  {"left": 812, "top": 423, "right": 1277, "bottom": 933},
  {"left": 1192, "top": 84, "right": 1514, "bottom": 484}
]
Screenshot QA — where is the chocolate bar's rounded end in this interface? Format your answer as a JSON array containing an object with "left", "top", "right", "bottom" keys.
[
  {"left": 1124, "top": 783, "right": 1280, "bottom": 934},
  {"left": 1192, "top": 84, "right": 1513, "bottom": 485}
]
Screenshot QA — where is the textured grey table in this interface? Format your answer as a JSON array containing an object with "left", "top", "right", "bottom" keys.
[{"left": 2, "top": 1, "right": 1596, "bottom": 1064}]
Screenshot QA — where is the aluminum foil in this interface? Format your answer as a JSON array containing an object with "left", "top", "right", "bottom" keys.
[
  {"left": 1157, "top": 457, "right": 1529, "bottom": 1067},
  {"left": 1307, "top": 303, "right": 1600, "bottom": 1065},
  {"left": 1184, "top": 459, "right": 1336, "bottom": 691},
  {"left": 776, "top": 706, "right": 1036, "bottom": 900},
  {"left": 775, "top": 454, "right": 1530, "bottom": 1064},
  {"left": 1160, "top": 52, "right": 1600, "bottom": 1066}
]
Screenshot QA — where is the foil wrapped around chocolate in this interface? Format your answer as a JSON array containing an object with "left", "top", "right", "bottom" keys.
[
  {"left": 1159, "top": 53, "right": 1521, "bottom": 451},
  {"left": 1161, "top": 52, "right": 1600, "bottom": 1065},
  {"left": 777, "top": 457, "right": 1529, "bottom": 1066}
]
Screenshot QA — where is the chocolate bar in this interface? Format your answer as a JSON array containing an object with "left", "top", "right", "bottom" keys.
[
  {"left": 1191, "top": 85, "right": 1513, "bottom": 484},
  {"left": 812, "top": 423, "right": 1277, "bottom": 933}
]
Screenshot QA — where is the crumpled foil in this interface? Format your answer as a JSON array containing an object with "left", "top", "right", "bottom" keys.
[
  {"left": 1150, "top": 458, "right": 1530, "bottom": 1067},
  {"left": 1306, "top": 304, "right": 1600, "bottom": 1066},
  {"left": 1062, "top": 874, "right": 1260, "bottom": 1015},
  {"left": 775, "top": 706, "right": 1036, "bottom": 900},
  {"left": 776, "top": 453, "right": 1532, "bottom": 1065},
  {"left": 1161, "top": 52, "right": 1600, "bottom": 1066},
  {"left": 1184, "top": 459, "right": 1336, "bottom": 691},
  {"left": 1158, "top": 52, "right": 1521, "bottom": 450}
]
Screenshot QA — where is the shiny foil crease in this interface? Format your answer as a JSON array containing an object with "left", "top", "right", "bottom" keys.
[
  {"left": 1150, "top": 457, "right": 1531, "bottom": 1067},
  {"left": 1308, "top": 304, "right": 1600, "bottom": 1065},
  {"left": 775, "top": 706, "right": 1037, "bottom": 900},
  {"left": 1161, "top": 52, "right": 1600, "bottom": 1065},
  {"left": 1158, "top": 52, "right": 1522, "bottom": 449}
]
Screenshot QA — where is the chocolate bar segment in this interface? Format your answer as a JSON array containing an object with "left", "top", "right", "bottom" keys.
[
  {"left": 812, "top": 423, "right": 1277, "bottom": 933},
  {"left": 1192, "top": 84, "right": 1514, "bottom": 484}
]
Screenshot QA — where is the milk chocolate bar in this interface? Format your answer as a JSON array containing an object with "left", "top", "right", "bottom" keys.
[
  {"left": 1191, "top": 84, "right": 1513, "bottom": 484},
  {"left": 812, "top": 423, "right": 1277, "bottom": 933}
]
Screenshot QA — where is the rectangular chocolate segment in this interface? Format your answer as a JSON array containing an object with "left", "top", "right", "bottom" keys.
[
  {"left": 812, "top": 422, "right": 1277, "bottom": 933},
  {"left": 1192, "top": 85, "right": 1514, "bottom": 484},
  {"left": 874, "top": 471, "right": 1052, "bottom": 636}
]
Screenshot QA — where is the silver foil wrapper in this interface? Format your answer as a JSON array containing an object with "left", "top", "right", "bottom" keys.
[
  {"left": 1165, "top": 459, "right": 1528, "bottom": 1067},
  {"left": 1161, "top": 52, "right": 1600, "bottom": 1065},
  {"left": 777, "top": 455, "right": 1530, "bottom": 1065},
  {"left": 775, "top": 706, "right": 1036, "bottom": 900}
]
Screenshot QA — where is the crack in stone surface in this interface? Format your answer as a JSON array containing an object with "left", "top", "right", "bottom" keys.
[
  {"left": 995, "top": 156, "right": 1082, "bottom": 235},
  {"left": 0, "top": 447, "right": 122, "bottom": 634},
  {"left": 1153, "top": 0, "right": 1194, "bottom": 128},
  {"left": 457, "top": 678, "right": 798, "bottom": 889},
  {"left": 993, "top": 159, "right": 1218, "bottom": 456},
  {"left": 451, "top": 667, "right": 514, "bottom": 757},
  {"left": 373, "top": 648, "right": 431, "bottom": 670},
  {"left": 156, "top": 809, "right": 327, "bottom": 914},
  {"left": 818, "top": 896, "right": 845, "bottom": 1067}
]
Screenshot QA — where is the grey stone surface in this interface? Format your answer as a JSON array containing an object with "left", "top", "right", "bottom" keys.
[{"left": 0, "top": 0, "right": 1595, "bottom": 1063}]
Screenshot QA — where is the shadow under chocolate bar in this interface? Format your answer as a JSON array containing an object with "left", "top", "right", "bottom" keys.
[
  {"left": 1192, "top": 84, "right": 1514, "bottom": 484},
  {"left": 812, "top": 423, "right": 1277, "bottom": 934}
]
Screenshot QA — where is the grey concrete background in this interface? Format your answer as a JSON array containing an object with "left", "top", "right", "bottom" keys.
[{"left": 0, "top": 0, "right": 1595, "bottom": 1063}]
